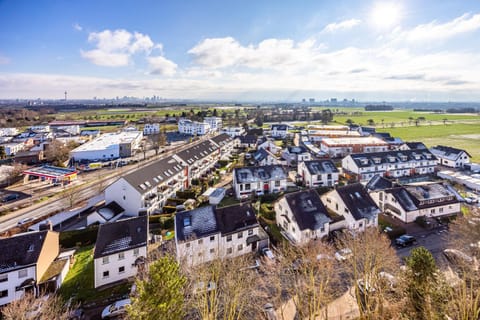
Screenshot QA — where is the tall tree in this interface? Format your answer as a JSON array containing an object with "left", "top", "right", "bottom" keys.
[
  {"left": 0, "top": 145, "right": 6, "bottom": 159},
  {"left": 128, "top": 255, "right": 186, "bottom": 320}
]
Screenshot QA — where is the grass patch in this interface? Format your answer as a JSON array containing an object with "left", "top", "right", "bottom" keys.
[
  {"left": 217, "top": 195, "right": 241, "bottom": 207},
  {"left": 59, "top": 245, "right": 130, "bottom": 304}
]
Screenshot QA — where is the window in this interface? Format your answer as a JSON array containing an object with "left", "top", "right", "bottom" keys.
[
  {"left": 186, "top": 243, "right": 191, "bottom": 248},
  {"left": 210, "top": 236, "right": 215, "bottom": 242},
  {"left": 119, "top": 266, "right": 125, "bottom": 274},
  {"left": 227, "top": 248, "right": 233, "bottom": 254},
  {"left": 118, "top": 252, "right": 125, "bottom": 260},
  {"left": 359, "top": 222, "right": 363, "bottom": 228},
  {"left": 103, "top": 271, "right": 109, "bottom": 278},
  {"left": 335, "top": 203, "right": 338, "bottom": 211},
  {"left": 0, "top": 290, "right": 8, "bottom": 298},
  {"left": 226, "top": 235, "right": 232, "bottom": 242},
  {"left": 245, "top": 183, "right": 251, "bottom": 191},
  {"left": 198, "top": 252, "right": 203, "bottom": 257},
  {"left": 102, "top": 257, "right": 109, "bottom": 265},
  {"left": 238, "top": 244, "right": 243, "bottom": 251},
  {"left": 133, "top": 248, "right": 139, "bottom": 256},
  {"left": 237, "top": 232, "right": 243, "bottom": 239},
  {"left": 210, "top": 248, "right": 215, "bottom": 254},
  {"left": 18, "top": 270, "right": 27, "bottom": 278},
  {"left": 431, "top": 209, "right": 435, "bottom": 214},
  {"left": 198, "top": 239, "right": 203, "bottom": 245},
  {"left": 320, "top": 227, "right": 325, "bottom": 233},
  {"left": 439, "top": 208, "right": 444, "bottom": 213},
  {"left": 248, "top": 229, "right": 253, "bottom": 236},
  {"left": 275, "top": 180, "right": 280, "bottom": 187},
  {"left": 0, "top": 274, "right": 7, "bottom": 283}
]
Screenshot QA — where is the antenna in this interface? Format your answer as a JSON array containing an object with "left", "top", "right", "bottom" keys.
[{"left": 64, "top": 91, "right": 67, "bottom": 101}]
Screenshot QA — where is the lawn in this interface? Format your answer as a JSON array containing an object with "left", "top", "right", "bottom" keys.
[
  {"left": 376, "top": 123, "right": 480, "bottom": 162},
  {"left": 59, "top": 245, "right": 130, "bottom": 304}
]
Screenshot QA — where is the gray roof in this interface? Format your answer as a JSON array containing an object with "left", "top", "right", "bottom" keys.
[
  {"left": 430, "top": 145, "right": 471, "bottom": 161},
  {"left": 348, "top": 149, "right": 437, "bottom": 167},
  {"left": 239, "top": 135, "right": 258, "bottom": 144},
  {"left": 336, "top": 183, "right": 380, "bottom": 221},
  {"left": 0, "top": 231, "right": 50, "bottom": 273},
  {"left": 94, "top": 216, "right": 148, "bottom": 259},
  {"left": 175, "top": 140, "right": 219, "bottom": 165},
  {"left": 303, "top": 160, "right": 339, "bottom": 175},
  {"left": 215, "top": 203, "right": 258, "bottom": 235},
  {"left": 210, "top": 134, "right": 233, "bottom": 147},
  {"left": 405, "top": 142, "right": 427, "bottom": 150},
  {"left": 253, "top": 149, "right": 269, "bottom": 162},
  {"left": 271, "top": 124, "right": 288, "bottom": 130},
  {"left": 366, "top": 174, "right": 395, "bottom": 191},
  {"left": 175, "top": 206, "right": 219, "bottom": 242},
  {"left": 386, "top": 183, "right": 460, "bottom": 211},
  {"left": 122, "top": 156, "right": 184, "bottom": 194},
  {"left": 286, "top": 146, "right": 308, "bottom": 154},
  {"left": 234, "top": 165, "right": 287, "bottom": 183},
  {"left": 284, "top": 190, "right": 331, "bottom": 231}
]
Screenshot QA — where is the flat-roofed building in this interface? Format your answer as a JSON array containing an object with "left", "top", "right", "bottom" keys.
[{"left": 320, "top": 137, "right": 389, "bottom": 158}]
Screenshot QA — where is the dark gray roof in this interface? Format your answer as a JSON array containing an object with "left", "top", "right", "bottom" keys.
[
  {"left": 0, "top": 231, "right": 50, "bottom": 273},
  {"left": 271, "top": 124, "right": 288, "bottom": 130},
  {"left": 175, "top": 206, "right": 219, "bottom": 242},
  {"left": 336, "top": 183, "right": 380, "bottom": 221},
  {"left": 286, "top": 146, "right": 308, "bottom": 154},
  {"left": 405, "top": 142, "right": 427, "bottom": 150},
  {"left": 239, "top": 135, "right": 258, "bottom": 144},
  {"left": 284, "top": 190, "right": 331, "bottom": 231},
  {"left": 176, "top": 140, "right": 219, "bottom": 165},
  {"left": 97, "top": 201, "right": 125, "bottom": 220},
  {"left": 430, "top": 145, "right": 471, "bottom": 160},
  {"left": 348, "top": 149, "right": 437, "bottom": 167},
  {"left": 253, "top": 149, "right": 269, "bottom": 162},
  {"left": 366, "top": 174, "right": 394, "bottom": 191},
  {"left": 303, "top": 160, "right": 339, "bottom": 175},
  {"left": 93, "top": 216, "right": 148, "bottom": 259},
  {"left": 210, "top": 133, "right": 233, "bottom": 147},
  {"left": 122, "top": 156, "right": 184, "bottom": 194},
  {"left": 215, "top": 203, "right": 258, "bottom": 235},
  {"left": 234, "top": 165, "right": 287, "bottom": 183},
  {"left": 386, "top": 183, "right": 460, "bottom": 211}
]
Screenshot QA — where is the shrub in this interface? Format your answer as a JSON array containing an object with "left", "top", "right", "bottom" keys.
[
  {"left": 60, "top": 225, "right": 99, "bottom": 248},
  {"left": 162, "top": 217, "right": 175, "bottom": 230}
]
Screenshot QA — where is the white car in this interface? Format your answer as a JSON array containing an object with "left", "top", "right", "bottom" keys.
[
  {"left": 262, "top": 247, "right": 275, "bottom": 260},
  {"left": 101, "top": 298, "right": 131, "bottom": 319},
  {"left": 335, "top": 248, "right": 352, "bottom": 261}
]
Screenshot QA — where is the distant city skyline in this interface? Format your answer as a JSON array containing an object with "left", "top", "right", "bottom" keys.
[{"left": 1, "top": 0, "right": 480, "bottom": 101}]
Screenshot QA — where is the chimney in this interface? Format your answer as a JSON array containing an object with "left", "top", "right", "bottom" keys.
[{"left": 39, "top": 220, "right": 53, "bottom": 231}]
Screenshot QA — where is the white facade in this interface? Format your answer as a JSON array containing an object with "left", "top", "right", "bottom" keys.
[
  {"left": 233, "top": 166, "right": 288, "bottom": 199},
  {"left": 56, "top": 125, "right": 81, "bottom": 135},
  {"left": 430, "top": 147, "right": 471, "bottom": 168},
  {"left": 282, "top": 147, "right": 311, "bottom": 166},
  {"left": 204, "top": 117, "right": 222, "bottom": 131},
  {"left": 298, "top": 161, "right": 339, "bottom": 187},
  {"left": 271, "top": 125, "right": 288, "bottom": 138},
  {"left": 1, "top": 143, "right": 24, "bottom": 156},
  {"left": 29, "top": 125, "right": 50, "bottom": 133},
  {"left": 0, "top": 128, "right": 18, "bottom": 137},
  {"left": 143, "top": 123, "right": 160, "bottom": 135},
  {"left": 178, "top": 119, "right": 211, "bottom": 135},
  {"left": 274, "top": 198, "right": 329, "bottom": 245},
  {"left": 0, "top": 266, "right": 36, "bottom": 306},
  {"left": 94, "top": 246, "right": 147, "bottom": 288},
  {"left": 220, "top": 127, "right": 245, "bottom": 137},
  {"left": 320, "top": 137, "right": 388, "bottom": 158}
]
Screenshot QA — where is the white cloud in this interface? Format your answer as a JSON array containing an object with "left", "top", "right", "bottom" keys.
[
  {"left": 73, "top": 23, "right": 83, "bottom": 31},
  {"left": 80, "top": 49, "right": 130, "bottom": 67},
  {"left": 148, "top": 56, "right": 177, "bottom": 76},
  {"left": 322, "top": 19, "right": 361, "bottom": 33},
  {"left": 400, "top": 13, "right": 480, "bottom": 43}
]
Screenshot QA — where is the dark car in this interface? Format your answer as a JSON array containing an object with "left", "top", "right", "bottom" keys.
[
  {"left": 2, "top": 193, "right": 19, "bottom": 203},
  {"left": 395, "top": 235, "right": 416, "bottom": 247}
]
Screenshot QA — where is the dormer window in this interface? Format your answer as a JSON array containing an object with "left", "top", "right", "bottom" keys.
[
  {"left": 28, "top": 244, "right": 34, "bottom": 252},
  {"left": 183, "top": 216, "right": 191, "bottom": 227}
]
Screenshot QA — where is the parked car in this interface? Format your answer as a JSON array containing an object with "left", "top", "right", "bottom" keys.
[
  {"left": 2, "top": 193, "right": 19, "bottom": 202},
  {"left": 335, "top": 248, "right": 352, "bottom": 261},
  {"left": 101, "top": 298, "right": 131, "bottom": 319},
  {"left": 262, "top": 247, "right": 275, "bottom": 260},
  {"left": 17, "top": 217, "right": 34, "bottom": 226},
  {"left": 395, "top": 235, "right": 416, "bottom": 247}
]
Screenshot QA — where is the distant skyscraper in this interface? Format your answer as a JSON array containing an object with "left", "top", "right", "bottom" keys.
[{"left": 64, "top": 91, "right": 67, "bottom": 101}]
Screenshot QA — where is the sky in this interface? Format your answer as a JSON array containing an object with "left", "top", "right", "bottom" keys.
[{"left": 1, "top": 0, "right": 480, "bottom": 102}]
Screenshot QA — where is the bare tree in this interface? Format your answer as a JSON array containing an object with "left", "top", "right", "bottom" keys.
[
  {"left": 1, "top": 293, "right": 73, "bottom": 320},
  {"left": 45, "top": 139, "right": 72, "bottom": 167}
]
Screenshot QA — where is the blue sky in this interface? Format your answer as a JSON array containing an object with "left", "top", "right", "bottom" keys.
[{"left": 1, "top": 0, "right": 480, "bottom": 101}]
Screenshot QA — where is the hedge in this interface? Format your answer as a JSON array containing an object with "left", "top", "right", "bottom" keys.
[{"left": 60, "top": 225, "right": 99, "bottom": 248}]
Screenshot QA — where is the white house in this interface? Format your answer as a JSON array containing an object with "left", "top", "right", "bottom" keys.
[
  {"left": 320, "top": 137, "right": 389, "bottom": 158},
  {"left": 0, "top": 230, "right": 60, "bottom": 307},
  {"left": 251, "top": 148, "right": 280, "bottom": 166},
  {"left": 178, "top": 119, "right": 211, "bottom": 135},
  {"left": 175, "top": 203, "right": 261, "bottom": 266},
  {"left": 0, "top": 128, "right": 18, "bottom": 137},
  {"left": 220, "top": 126, "right": 245, "bottom": 138},
  {"left": 105, "top": 156, "right": 186, "bottom": 216},
  {"left": 239, "top": 135, "right": 258, "bottom": 149},
  {"left": 143, "top": 123, "right": 160, "bottom": 135},
  {"left": 210, "top": 134, "right": 237, "bottom": 160},
  {"left": 322, "top": 183, "right": 380, "bottom": 232},
  {"left": 298, "top": 159, "right": 339, "bottom": 187},
  {"left": 257, "top": 139, "right": 282, "bottom": 154},
  {"left": 174, "top": 140, "right": 220, "bottom": 183},
  {"left": 29, "top": 125, "right": 50, "bottom": 133},
  {"left": 93, "top": 216, "right": 148, "bottom": 288},
  {"left": 398, "top": 142, "right": 428, "bottom": 151},
  {"left": 271, "top": 124, "right": 289, "bottom": 138},
  {"left": 430, "top": 145, "right": 471, "bottom": 168},
  {"left": 275, "top": 190, "right": 332, "bottom": 245},
  {"left": 372, "top": 182, "right": 461, "bottom": 223},
  {"left": 342, "top": 149, "right": 437, "bottom": 182},
  {"left": 282, "top": 146, "right": 311, "bottom": 166},
  {"left": 204, "top": 117, "right": 222, "bottom": 131},
  {"left": 1, "top": 142, "right": 24, "bottom": 156},
  {"left": 232, "top": 165, "right": 288, "bottom": 199}
]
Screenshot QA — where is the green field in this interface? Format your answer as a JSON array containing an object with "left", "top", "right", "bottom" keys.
[{"left": 377, "top": 123, "right": 480, "bottom": 162}]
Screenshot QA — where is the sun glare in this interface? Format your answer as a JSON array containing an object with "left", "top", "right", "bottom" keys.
[{"left": 371, "top": 2, "right": 402, "bottom": 29}]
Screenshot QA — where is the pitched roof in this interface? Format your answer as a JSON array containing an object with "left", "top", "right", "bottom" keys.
[
  {"left": 239, "top": 135, "right": 258, "bottom": 144},
  {"left": 122, "top": 156, "right": 184, "bottom": 194},
  {"left": 0, "top": 230, "right": 51, "bottom": 273},
  {"left": 253, "top": 149, "right": 270, "bottom": 162},
  {"left": 93, "top": 216, "right": 148, "bottom": 259},
  {"left": 215, "top": 203, "right": 258, "bottom": 234},
  {"left": 286, "top": 146, "right": 308, "bottom": 154},
  {"left": 302, "top": 160, "right": 339, "bottom": 175},
  {"left": 430, "top": 145, "right": 471, "bottom": 160},
  {"left": 284, "top": 190, "right": 331, "bottom": 231},
  {"left": 175, "top": 140, "right": 219, "bottom": 165},
  {"left": 386, "top": 183, "right": 460, "bottom": 211},
  {"left": 210, "top": 133, "right": 233, "bottom": 147},
  {"left": 336, "top": 183, "right": 380, "bottom": 221},
  {"left": 234, "top": 165, "right": 287, "bottom": 183},
  {"left": 175, "top": 206, "right": 219, "bottom": 242},
  {"left": 366, "top": 174, "right": 395, "bottom": 191},
  {"left": 347, "top": 149, "right": 437, "bottom": 167},
  {"left": 405, "top": 142, "right": 427, "bottom": 150},
  {"left": 271, "top": 124, "right": 288, "bottom": 130}
]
